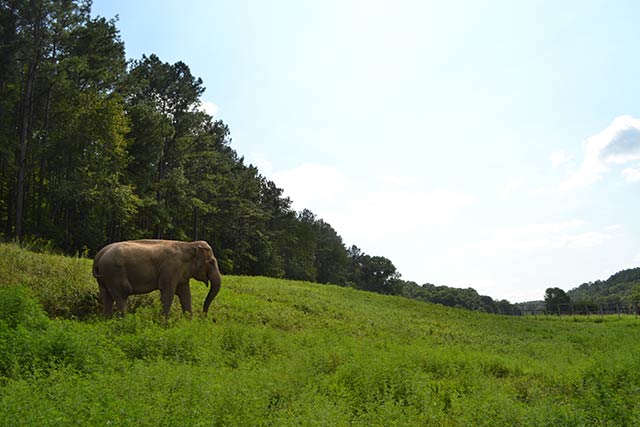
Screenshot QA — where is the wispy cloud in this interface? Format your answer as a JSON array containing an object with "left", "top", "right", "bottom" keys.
[
  {"left": 328, "top": 188, "right": 473, "bottom": 240},
  {"left": 550, "top": 150, "right": 573, "bottom": 168},
  {"left": 267, "top": 161, "right": 472, "bottom": 241},
  {"left": 380, "top": 175, "right": 418, "bottom": 188},
  {"left": 499, "top": 177, "right": 524, "bottom": 198},
  {"left": 605, "top": 224, "right": 623, "bottom": 233},
  {"left": 249, "top": 152, "right": 273, "bottom": 176},
  {"left": 454, "top": 220, "right": 612, "bottom": 256},
  {"left": 271, "top": 162, "right": 350, "bottom": 211},
  {"left": 565, "top": 232, "right": 612, "bottom": 249},
  {"left": 499, "top": 220, "right": 586, "bottom": 238},
  {"left": 622, "top": 167, "right": 640, "bottom": 182},
  {"left": 559, "top": 115, "right": 640, "bottom": 190}
]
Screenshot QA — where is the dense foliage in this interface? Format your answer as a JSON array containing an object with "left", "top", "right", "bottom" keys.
[
  {"left": 402, "top": 281, "right": 517, "bottom": 314},
  {"left": 567, "top": 267, "right": 640, "bottom": 305},
  {"left": 514, "top": 268, "right": 640, "bottom": 315},
  {"left": 0, "top": 0, "right": 517, "bottom": 310},
  {"left": 3, "top": 245, "right": 640, "bottom": 426},
  {"left": 544, "top": 287, "right": 572, "bottom": 314}
]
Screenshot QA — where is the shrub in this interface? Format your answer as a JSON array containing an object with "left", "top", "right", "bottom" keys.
[
  {"left": 0, "top": 287, "right": 48, "bottom": 330},
  {"left": 220, "top": 324, "right": 280, "bottom": 366}
]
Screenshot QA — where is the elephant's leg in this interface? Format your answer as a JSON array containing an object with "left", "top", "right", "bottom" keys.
[
  {"left": 99, "top": 286, "right": 114, "bottom": 317},
  {"left": 175, "top": 283, "right": 192, "bottom": 314},
  {"left": 110, "top": 276, "right": 132, "bottom": 316},
  {"left": 159, "top": 287, "right": 176, "bottom": 316},
  {"left": 115, "top": 297, "right": 128, "bottom": 316}
]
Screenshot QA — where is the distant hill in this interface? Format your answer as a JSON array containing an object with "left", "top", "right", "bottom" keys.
[
  {"left": 567, "top": 267, "right": 640, "bottom": 304},
  {"left": 513, "top": 267, "right": 640, "bottom": 310}
]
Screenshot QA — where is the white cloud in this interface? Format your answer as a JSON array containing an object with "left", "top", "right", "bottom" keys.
[
  {"left": 558, "top": 168, "right": 601, "bottom": 191},
  {"left": 560, "top": 115, "right": 640, "bottom": 190},
  {"left": 499, "top": 220, "right": 586, "bottom": 239},
  {"left": 380, "top": 175, "right": 417, "bottom": 188},
  {"left": 622, "top": 166, "right": 640, "bottom": 182},
  {"left": 550, "top": 150, "right": 573, "bottom": 168},
  {"left": 249, "top": 152, "right": 273, "bottom": 176},
  {"left": 267, "top": 161, "right": 472, "bottom": 242},
  {"left": 327, "top": 188, "right": 473, "bottom": 240},
  {"left": 605, "top": 224, "right": 623, "bottom": 233},
  {"left": 200, "top": 100, "right": 220, "bottom": 118},
  {"left": 499, "top": 177, "right": 524, "bottom": 198},
  {"left": 454, "top": 220, "right": 612, "bottom": 256},
  {"left": 565, "top": 232, "right": 611, "bottom": 249},
  {"left": 270, "top": 163, "right": 350, "bottom": 211}
]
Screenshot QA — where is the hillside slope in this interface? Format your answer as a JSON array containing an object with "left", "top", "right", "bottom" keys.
[
  {"left": 1, "top": 243, "right": 640, "bottom": 426},
  {"left": 568, "top": 267, "right": 640, "bottom": 304}
]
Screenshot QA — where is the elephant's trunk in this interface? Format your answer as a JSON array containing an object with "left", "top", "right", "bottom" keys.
[{"left": 203, "top": 258, "right": 221, "bottom": 314}]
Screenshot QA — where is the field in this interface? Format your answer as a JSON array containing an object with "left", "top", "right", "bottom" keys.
[{"left": 1, "top": 243, "right": 640, "bottom": 426}]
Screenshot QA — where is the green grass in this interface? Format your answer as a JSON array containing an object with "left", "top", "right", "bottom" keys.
[{"left": 1, "top": 242, "right": 640, "bottom": 425}]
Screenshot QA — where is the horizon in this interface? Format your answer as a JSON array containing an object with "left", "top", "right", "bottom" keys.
[{"left": 92, "top": 0, "right": 640, "bottom": 302}]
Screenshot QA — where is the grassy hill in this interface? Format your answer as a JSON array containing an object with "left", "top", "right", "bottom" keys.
[{"left": 1, "top": 243, "right": 640, "bottom": 426}]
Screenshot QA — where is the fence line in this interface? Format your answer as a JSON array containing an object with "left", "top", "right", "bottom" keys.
[{"left": 498, "top": 302, "right": 640, "bottom": 318}]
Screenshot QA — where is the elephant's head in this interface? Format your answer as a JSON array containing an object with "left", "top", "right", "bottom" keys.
[{"left": 192, "top": 241, "right": 222, "bottom": 313}]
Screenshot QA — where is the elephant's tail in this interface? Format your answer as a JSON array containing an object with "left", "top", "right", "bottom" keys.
[
  {"left": 92, "top": 246, "right": 108, "bottom": 278},
  {"left": 92, "top": 261, "right": 102, "bottom": 278}
]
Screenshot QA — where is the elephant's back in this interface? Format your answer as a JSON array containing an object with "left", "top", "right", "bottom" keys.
[
  {"left": 119, "top": 240, "right": 179, "bottom": 258},
  {"left": 93, "top": 240, "right": 185, "bottom": 277},
  {"left": 106, "top": 241, "right": 180, "bottom": 267}
]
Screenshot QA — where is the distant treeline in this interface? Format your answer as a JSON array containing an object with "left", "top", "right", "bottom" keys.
[
  {"left": 400, "top": 282, "right": 518, "bottom": 314},
  {"left": 567, "top": 267, "right": 640, "bottom": 305},
  {"left": 512, "top": 268, "right": 640, "bottom": 315},
  {"left": 0, "top": 0, "right": 518, "bottom": 312}
]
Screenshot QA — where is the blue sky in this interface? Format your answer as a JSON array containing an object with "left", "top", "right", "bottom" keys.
[{"left": 92, "top": 0, "right": 640, "bottom": 301}]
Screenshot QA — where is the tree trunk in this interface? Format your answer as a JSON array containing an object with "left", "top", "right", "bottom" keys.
[
  {"left": 4, "top": 186, "right": 13, "bottom": 238},
  {"left": 15, "top": 61, "right": 36, "bottom": 240},
  {"left": 35, "top": 81, "right": 53, "bottom": 231},
  {"left": 193, "top": 205, "right": 199, "bottom": 240},
  {"left": 14, "top": 1, "right": 43, "bottom": 241}
]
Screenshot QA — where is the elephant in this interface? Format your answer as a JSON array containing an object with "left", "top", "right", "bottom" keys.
[{"left": 92, "top": 239, "right": 222, "bottom": 317}]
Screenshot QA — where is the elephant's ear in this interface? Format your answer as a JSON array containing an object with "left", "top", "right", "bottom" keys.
[
  {"left": 188, "top": 245, "right": 200, "bottom": 260},
  {"left": 194, "top": 243, "right": 212, "bottom": 261}
]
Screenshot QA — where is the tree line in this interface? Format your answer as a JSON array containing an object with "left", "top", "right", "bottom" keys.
[
  {"left": 567, "top": 267, "right": 640, "bottom": 306},
  {"left": 0, "top": 0, "right": 516, "bottom": 312},
  {"left": 534, "top": 285, "right": 640, "bottom": 316},
  {"left": 518, "top": 269, "right": 640, "bottom": 316}
]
